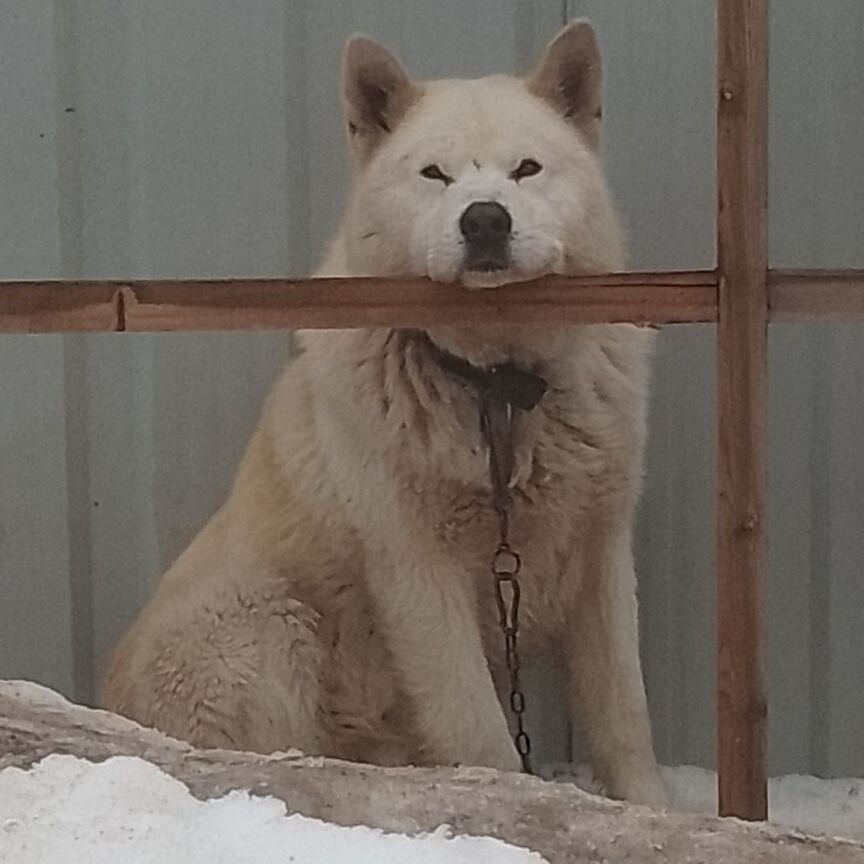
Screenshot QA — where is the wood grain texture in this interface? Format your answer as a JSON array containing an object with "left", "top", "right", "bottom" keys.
[
  {"left": 770, "top": 271, "right": 864, "bottom": 321},
  {"left": 0, "top": 272, "right": 719, "bottom": 333},
  {"left": 0, "top": 283, "right": 121, "bottom": 332},
  {"left": 716, "top": 0, "right": 769, "bottom": 821},
  {"left": 6, "top": 270, "right": 863, "bottom": 334}
]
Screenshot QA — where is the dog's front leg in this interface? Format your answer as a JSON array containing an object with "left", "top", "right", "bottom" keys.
[
  {"left": 565, "top": 528, "right": 668, "bottom": 807},
  {"left": 367, "top": 547, "right": 521, "bottom": 772}
]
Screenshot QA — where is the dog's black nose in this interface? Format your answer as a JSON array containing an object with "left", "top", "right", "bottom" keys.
[
  {"left": 460, "top": 201, "right": 513, "bottom": 241},
  {"left": 459, "top": 201, "right": 512, "bottom": 271}
]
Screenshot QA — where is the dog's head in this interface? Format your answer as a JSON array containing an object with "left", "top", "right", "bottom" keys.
[{"left": 338, "top": 21, "right": 624, "bottom": 288}]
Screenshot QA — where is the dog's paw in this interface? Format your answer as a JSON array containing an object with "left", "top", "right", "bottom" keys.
[
  {"left": 474, "top": 741, "right": 523, "bottom": 774},
  {"left": 611, "top": 769, "right": 670, "bottom": 809}
]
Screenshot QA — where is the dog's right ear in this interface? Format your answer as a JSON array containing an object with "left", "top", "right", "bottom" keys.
[{"left": 342, "top": 36, "right": 419, "bottom": 164}]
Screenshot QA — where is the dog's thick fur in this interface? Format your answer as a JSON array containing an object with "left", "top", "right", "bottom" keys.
[{"left": 102, "top": 22, "right": 666, "bottom": 806}]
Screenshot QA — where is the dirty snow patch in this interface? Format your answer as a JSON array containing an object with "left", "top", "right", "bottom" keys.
[
  {"left": 0, "top": 755, "right": 547, "bottom": 864},
  {"left": 542, "top": 762, "right": 864, "bottom": 842}
]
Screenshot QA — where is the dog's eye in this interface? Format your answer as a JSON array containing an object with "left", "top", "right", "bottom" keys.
[
  {"left": 510, "top": 158, "right": 543, "bottom": 181},
  {"left": 420, "top": 164, "right": 454, "bottom": 186}
]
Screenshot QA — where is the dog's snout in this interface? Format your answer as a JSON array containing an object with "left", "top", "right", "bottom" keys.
[
  {"left": 460, "top": 201, "right": 512, "bottom": 243},
  {"left": 459, "top": 201, "right": 512, "bottom": 272}
]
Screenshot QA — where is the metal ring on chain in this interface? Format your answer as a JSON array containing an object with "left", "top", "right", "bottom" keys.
[
  {"left": 492, "top": 547, "right": 521, "bottom": 576},
  {"left": 510, "top": 691, "right": 526, "bottom": 713}
]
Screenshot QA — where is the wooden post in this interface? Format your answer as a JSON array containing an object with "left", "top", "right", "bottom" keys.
[{"left": 716, "top": 0, "right": 769, "bottom": 820}]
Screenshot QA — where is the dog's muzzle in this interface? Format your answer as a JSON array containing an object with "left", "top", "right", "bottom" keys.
[{"left": 459, "top": 201, "right": 512, "bottom": 273}]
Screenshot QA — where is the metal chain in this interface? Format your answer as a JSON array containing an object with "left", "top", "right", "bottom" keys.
[
  {"left": 481, "top": 396, "right": 533, "bottom": 774},
  {"left": 492, "top": 510, "right": 532, "bottom": 773}
]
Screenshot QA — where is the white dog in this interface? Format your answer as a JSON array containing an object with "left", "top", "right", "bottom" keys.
[{"left": 102, "top": 20, "right": 666, "bottom": 807}]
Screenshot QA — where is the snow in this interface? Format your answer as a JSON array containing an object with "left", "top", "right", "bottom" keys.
[
  {"left": 665, "top": 765, "right": 864, "bottom": 840},
  {"left": 541, "top": 763, "right": 864, "bottom": 843},
  {"left": 0, "top": 755, "right": 547, "bottom": 864},
  {"left": 1, "top": 755, "right": 862, "bottom": 864}
]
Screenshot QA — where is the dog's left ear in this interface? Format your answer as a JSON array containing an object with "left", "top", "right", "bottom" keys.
[
  {"left": 342, "top": 35, "right": 420, "bottom": 163},
  {"left": 526, "top": 20, "right": 603, "bottom": 148}
]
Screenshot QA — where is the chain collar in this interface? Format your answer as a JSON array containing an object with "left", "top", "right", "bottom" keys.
[{"left": 416, "top": 334, "right": 548, "bottom": 412}]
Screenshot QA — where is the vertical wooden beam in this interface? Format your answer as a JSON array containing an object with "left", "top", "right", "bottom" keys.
[{"left": 716, "top": 0, "right": 769, "bottom": 820}]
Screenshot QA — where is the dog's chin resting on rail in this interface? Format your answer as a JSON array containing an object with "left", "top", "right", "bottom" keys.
[{"left": 101, "top": 19, "right": 667, "bottom": 808}]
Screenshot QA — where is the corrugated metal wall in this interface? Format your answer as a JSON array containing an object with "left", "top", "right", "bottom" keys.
[{"left": 1, "top": 0, "right": 862, "bottom": 776}]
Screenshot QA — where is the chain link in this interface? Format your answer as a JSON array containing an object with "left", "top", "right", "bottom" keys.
[
  {"left": 482, "top": 395, "right": 533, "bottom": 774},
  {"left": 492, "top": 525, "right": 532, "bottom": 772}
]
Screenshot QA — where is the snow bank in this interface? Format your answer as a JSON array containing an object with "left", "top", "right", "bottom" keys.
[
  {"left": 2, "top": 751, "right": 862, "bottom": 864},
  {"left": 0, "top": 755, "right": 547, "bottom": 864}
]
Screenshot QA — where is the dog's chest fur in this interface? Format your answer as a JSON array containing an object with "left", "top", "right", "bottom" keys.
[
  {"left": 253, "top": 325, "right": 653, "bottom": 757},
  {"left": 289, "top": 325, "right": 652, "bottom": 644}
]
